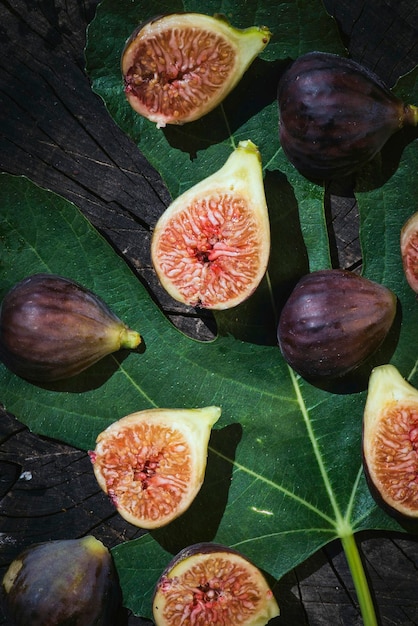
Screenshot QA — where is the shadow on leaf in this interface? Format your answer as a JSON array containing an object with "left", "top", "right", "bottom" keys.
[
  {"left": 354, "top": 125, "right": 418, "bottom": 192},
  {"left": 215, "top": 169, "right": 309, "bottom": 346},
  {"left": 34, "top": 343, "right": 146, "bottom": 393},
  {"left": 150, "top": 423, "right": 242, "bottom": 555},
  {"left": 162, "top": 58, "right": 288, "bottom": 158}
]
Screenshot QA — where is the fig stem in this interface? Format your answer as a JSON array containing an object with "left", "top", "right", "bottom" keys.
[
  {"left": 340, "top": 532, "right": 378, "bottom": 626},
  {"left": 120, "top": 328, "right": 141, "bottom": 349},
  {"left": 404, "top": 104, "right": 418, "bottom": 126}
]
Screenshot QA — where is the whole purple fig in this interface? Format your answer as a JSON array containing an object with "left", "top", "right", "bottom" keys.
[
  {"left": 277, "top": 269, "right": 397, "bottom": 380},
  {"left": 278, "top": 51, "right": 418, "bottom": 180},
  {"left": 2, "top": 536, "right": 122, "bottom": 626},
  {"left": 0, "top": 273, "right": 141, "bottom": 382}
]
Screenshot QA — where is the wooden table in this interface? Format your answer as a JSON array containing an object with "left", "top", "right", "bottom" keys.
[{"left": 0, "top": 1, "right": 417, "bottom": 624}]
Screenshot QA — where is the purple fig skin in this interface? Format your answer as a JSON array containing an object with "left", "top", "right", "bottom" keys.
[
  {"left": 2, "top": 536, "right": 122, "bottom": 626},
  {"left": 278, "top": 51, "right": 418, "bottom": 181},
  {"left": 158, "top": 542, "right": 242, "bottom": 572},
  {"left": 277, "top": 269, "right": 397, "bottom": 380},
  {"left": 0, "top": 273, "right": 141, "bottom": 382}
]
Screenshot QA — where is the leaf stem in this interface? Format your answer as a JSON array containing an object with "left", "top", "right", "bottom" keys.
[
  {"left": 219, "top": 103, "right": 236, "bottom": 150},
  {"left": 340, "top": 532, "right": 378, "bottom": 626}
]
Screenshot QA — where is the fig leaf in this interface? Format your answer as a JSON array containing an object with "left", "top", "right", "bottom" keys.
[
  {"left": 1, "top": 0, "right": 417, "bottom": 623},
  {"left": 0, "top": 129, "right": 417, "bottom": 619}
]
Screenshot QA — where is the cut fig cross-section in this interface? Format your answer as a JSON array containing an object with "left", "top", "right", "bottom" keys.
[
  {"left": 363, "top": 364, "right": 418, "bottom": 519},
  {"left": 401, "top": 211, "right": 418, "bottom": 293},
  {"left": 153, "top": 542, "right": 280, "bottom": 626},
  {"left": 151, "top": 140, "right": 270, "bottom": 310},
  {"left": 89, "top": 406, "right": 221, "bottom": 529},
  {"left": 122, "top": 13, "right": 271, "bottom": 127}
]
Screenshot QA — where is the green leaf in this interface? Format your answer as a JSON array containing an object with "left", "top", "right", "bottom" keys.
[
  {"left": 1, "top": 0, "right": 417, "bottom": 622},
  {"left": 1, "top": 131, "right": 417, "bottom": 618}
]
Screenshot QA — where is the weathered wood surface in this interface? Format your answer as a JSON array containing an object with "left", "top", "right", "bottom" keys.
[{"left": 0, "top": 1, "right": 417, "bottom": 624}]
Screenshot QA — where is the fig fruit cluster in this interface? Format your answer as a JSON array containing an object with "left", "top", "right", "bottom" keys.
[
  {"left": 2, "top": 536, "right": 279, "bottom": 626},
  {"left": 2, "top": 10, "right": 417, "bottom": 626}
]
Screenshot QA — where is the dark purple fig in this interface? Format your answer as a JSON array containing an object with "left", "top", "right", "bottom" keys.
[
  {"left": 0, "top": 273, "right": 141, "bottom": 382},
  {"left": 400, "top": 211, "right": 418, "bottom": 293},
  {"left": 277, "top": 51, "right": 418, "bottom": 180},
  {"left": 152, "top": 542, "right": 279, "bottom": 626},
  {"left": 277, "top": 269, "right": 397, "bottom": 380},
  {"left": 121, "top": 13, "right": 271, "bottom": 128},
  {"left": 363, "top": 364, "right": 418, "bottom": 519},
  {"left": 90, "top": 406, "right": 221, "bottom": 528},
  {"left": 2, "top": 536, "right": 122, "bottom": 626}
]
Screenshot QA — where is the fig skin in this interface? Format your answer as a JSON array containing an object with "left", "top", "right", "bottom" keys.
[
  {"left": 277, "top": 269, "right": 397, "bottom": 380},
  {"left": 2, "top": 536, "right": 122, "bottom": 626},
  {"left": 363, "top": 364, "right": 418, "bottom": 520},
  {"left": 152, "top": 542, "right": 280, "bottom": 626},
  {"left": 121, "top": 12, "right": 271, "bottom": 128},
  {"left": 277, "top": 51, "right": 418, "bottom": 181},
  {"left": 0, "top": 273, "right": 141, "bottom": 382},
  {"left": 400, "top": 211, "right": 418, "bottom": 293},
  {"left": 151, "top": 139, "right": 270, "bottom": 310},
  {"left": 90, "top": 406, "right": 221, "bottom": 529}
]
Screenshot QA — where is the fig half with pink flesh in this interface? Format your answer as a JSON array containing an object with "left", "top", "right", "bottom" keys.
[
  {"left": 363, "top": 364, "right": 418, "bottom": 519},
  {"left": 122, "top": 13, "right": 271, "bottom": 128},
  {"left": 401, "top": 211, "right": 418, "bottom": 294},
  {"left": 90, "top": 406, "right": 221, "bottom": 529},
  {"left": 151, "top": 140, "right": 270, "bottom": 310},
  {"left": 153, "top": 542, "right": 280, "bottom": 626}
]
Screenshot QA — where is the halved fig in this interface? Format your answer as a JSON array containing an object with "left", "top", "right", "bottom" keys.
[
  {"left": 122, "top": 13, "right": 271, "bottom": 127},
  {"left": 152, "top": 542, "right": 280, "bottom": 626},
  {"left": 89, "top": 406, "right": 221, "bottom": 529},
  {"left": 151, "top": 140, "right": 270, "bottom": 310},
  {"left": 2, "top": 536, "right": 121, "bottom": 626},
  {"left": 0, "top": 273, "right": 141, "bottom": 382},
  {"left": 363, "top": 364, "right": 418, "bottom": 519},
  {"left": 277, "top": 269, "right": 397, "bottom": 380},
  {"left": 400, "top": 211, "right": 418, "bottom": 293}
]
